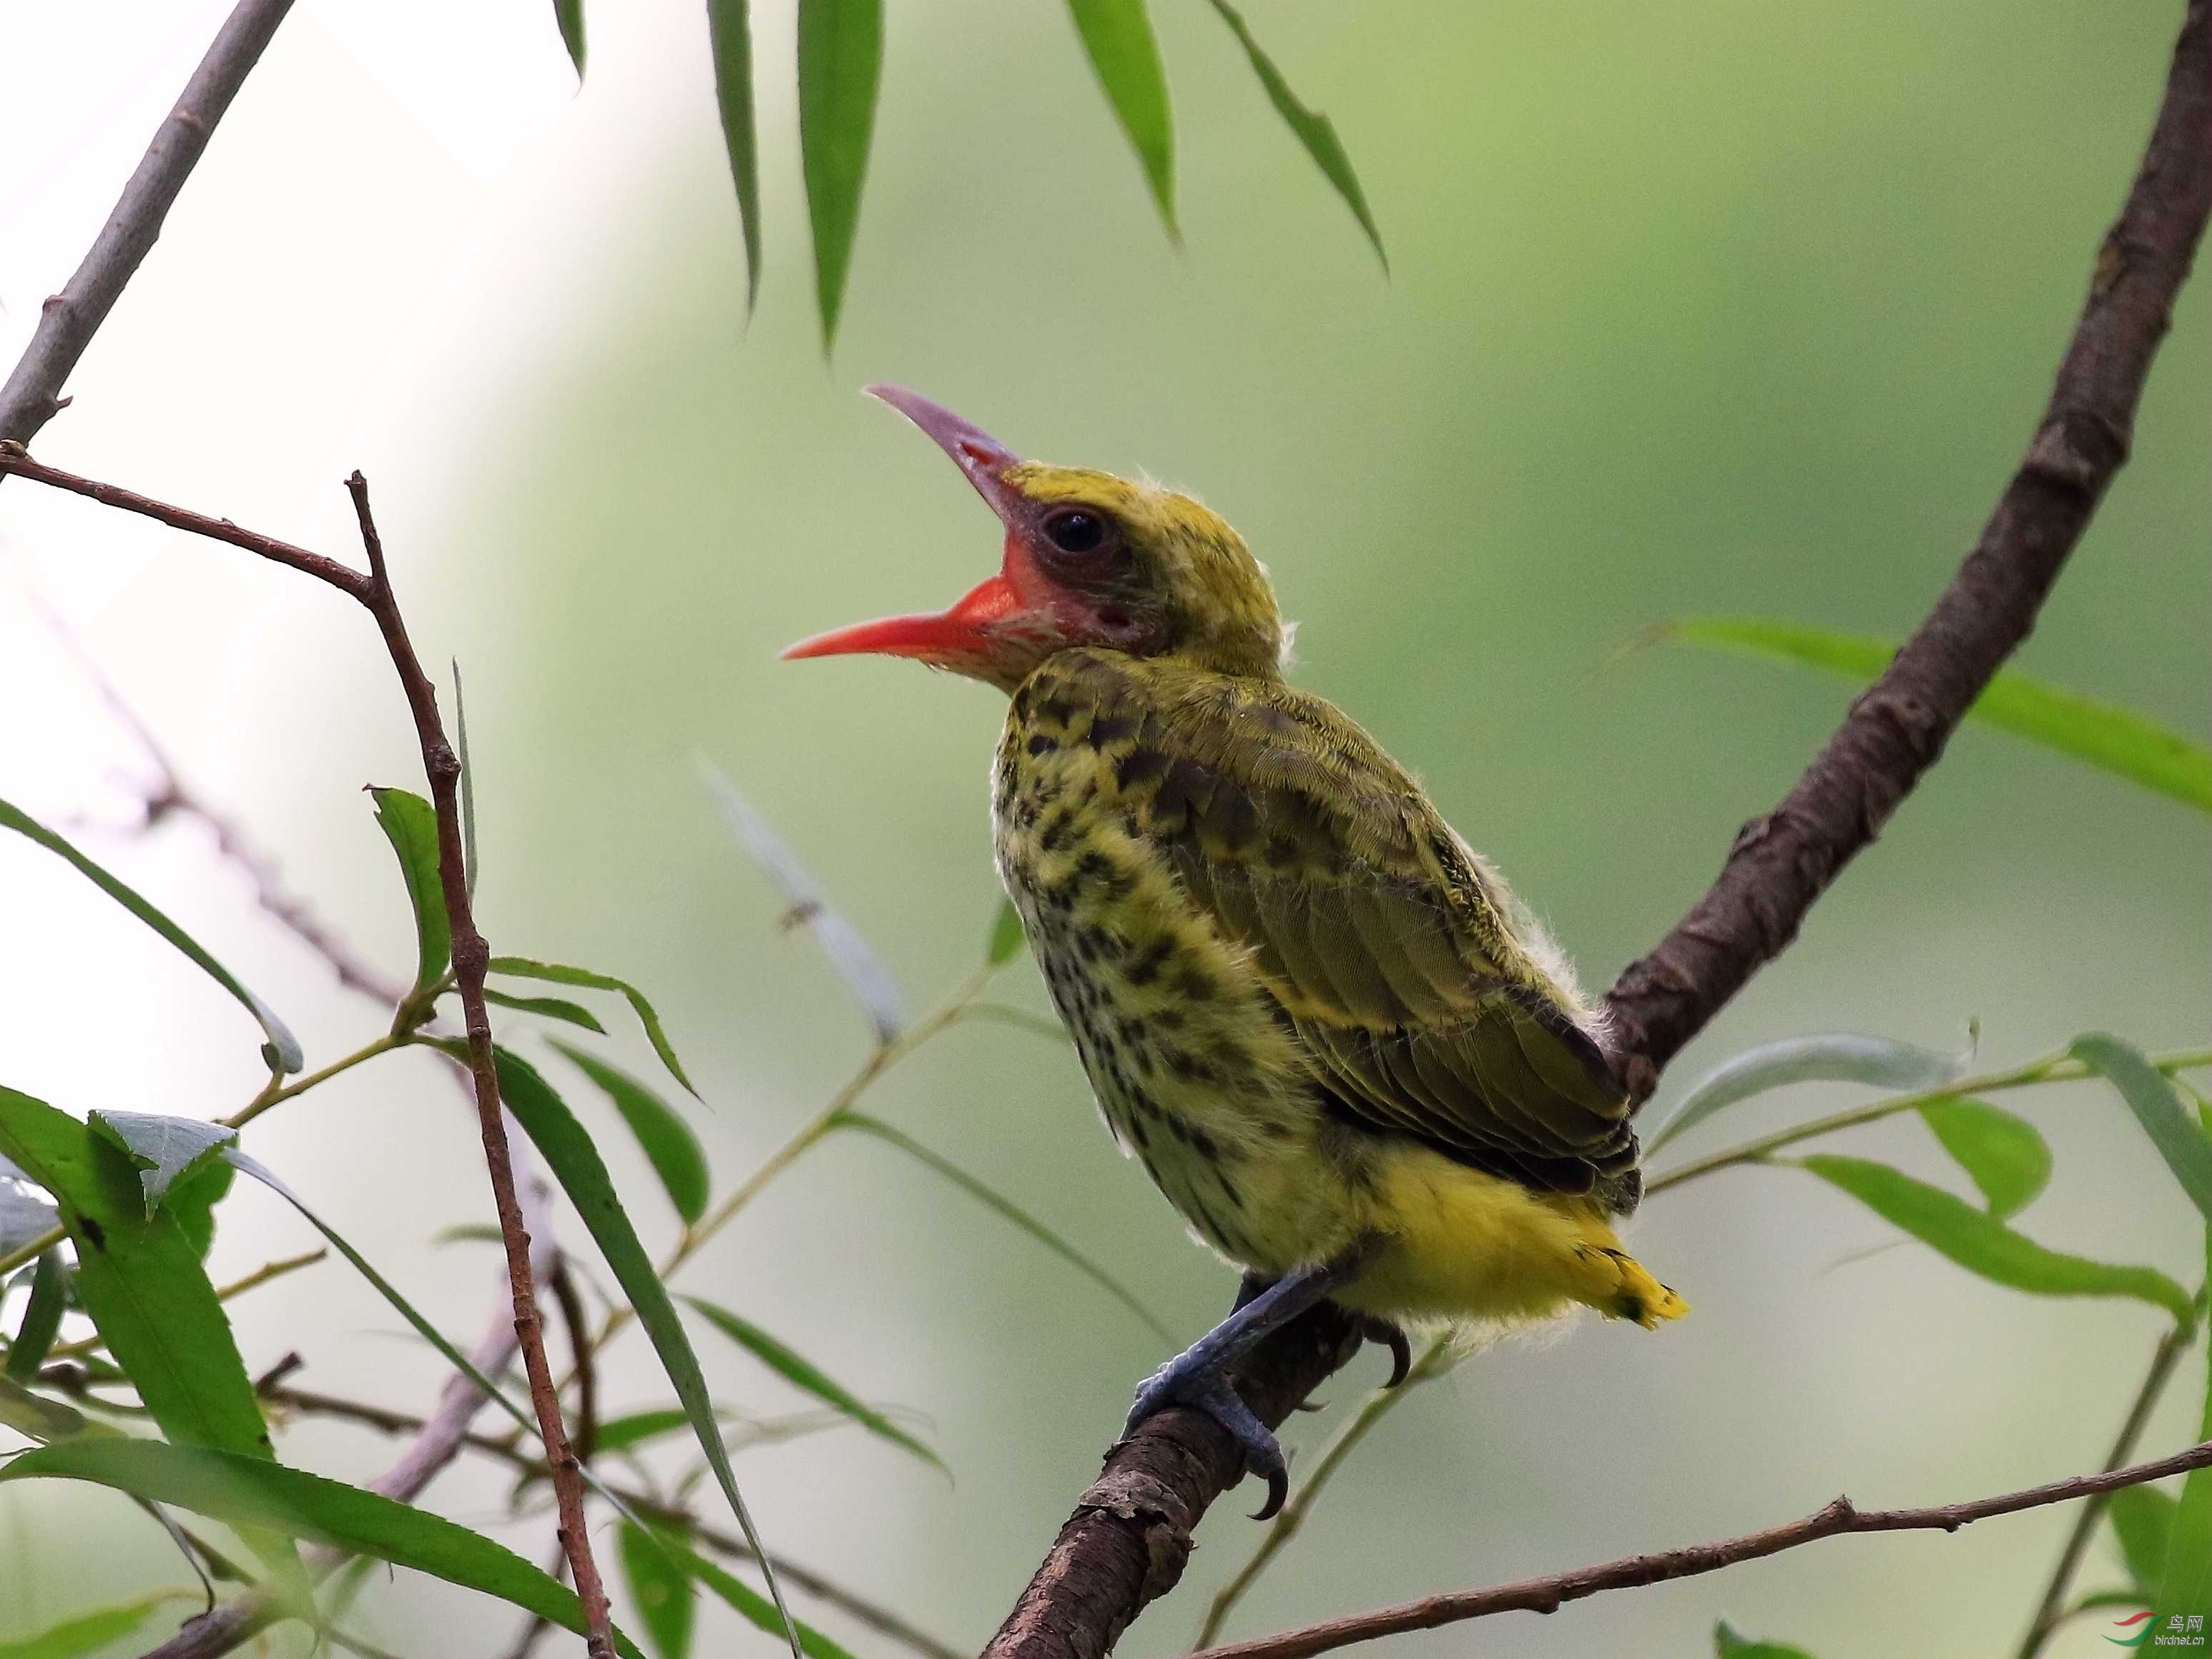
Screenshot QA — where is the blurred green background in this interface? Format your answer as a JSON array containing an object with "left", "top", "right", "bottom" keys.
[{"left": 1, "top": 0, "right": 2205, "bottom": 1655}]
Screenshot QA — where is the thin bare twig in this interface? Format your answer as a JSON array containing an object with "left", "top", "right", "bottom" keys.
[
  {"left": 982, "top": 6, "right": 2212, "bottom": 1653},
  {"left": 1189, "top": 1436, "right": 2212, "bottom": 1659},
  {"left": 0, "top": 0, "right": 296, "bottom": 443}
]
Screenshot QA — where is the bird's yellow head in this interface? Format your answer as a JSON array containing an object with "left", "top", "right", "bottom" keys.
[{"left": 783, "top": 387, "right": 1286, "bottom": 692}]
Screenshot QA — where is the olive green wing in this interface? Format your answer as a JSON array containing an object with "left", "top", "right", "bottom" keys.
[{"left": 1030, "top": 651, "right": 1636, "bottom": 1196}]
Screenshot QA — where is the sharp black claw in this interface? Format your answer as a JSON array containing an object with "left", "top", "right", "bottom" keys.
[
  {"left": 1362, "top": 1317, "right": 1412, "bottom": 1387},
  {"left": 1251, "top": 1464, "right": 1289, "bottom": 1522}
]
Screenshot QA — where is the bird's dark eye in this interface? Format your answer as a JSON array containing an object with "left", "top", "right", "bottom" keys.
[{"left": 1043, "top": 509, "right": 1107, "bottom": 555}]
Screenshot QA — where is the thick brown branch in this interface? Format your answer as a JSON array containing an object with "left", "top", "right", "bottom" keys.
[
  {"left": 980, "top": 6, "right": 2211, "bottom": 1654},
  {"left": 0, "top": 0, "right": 295, "bottom": 445},
  {"left": 1191, "top": 1436, "right": 2212, "bottom": 1659}
]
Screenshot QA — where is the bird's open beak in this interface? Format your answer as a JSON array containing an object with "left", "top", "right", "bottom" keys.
[{"left": 781, "top": 386, "right": 1038, "bottom": 667}]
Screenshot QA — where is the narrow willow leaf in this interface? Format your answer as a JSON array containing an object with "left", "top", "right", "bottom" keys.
[
  {"left": 700, "top": 760, "right": 908, "bottom": 1043},
  {"left": 1646, "top": 1032, "right": 1970, "bottom": 1153},
  {"left": 0, "top": 1374, "right": 96, "bottom": 1443},
  {"left": 452, "top": 661, "right": 480, "bottom": 902},
  {"left": 0, "top": 1090, "right": 273, "bottom": 1461},
  {"left": 87, "top": 1111, "right": 233, "bottom": 1218},
  {"left": 0, "top": 1592, "right": 180, "bottom": 1659},
  {"left": 707, "top": 0, "right": 762, "bottom": 312},
  {"left": 487, "top": 957, "right": 699, "bottom": 1097},
  {"left": 597, "top": 1407, "right": 697, "bottom": 1455},
  {"left": 1203, "top": 0, "right": 1385, "bottom": 268},
  {"left": 6, "top": 1249, "right": 68, "bottom": 1382},
  {"left": 370, "top": 787, "right": 451, "bottom": 996},
  {"left": 2153, "top": 1229, "right": 2212, "bottom": 1626},
  {"left": 0, "top": 1439, "right": 644, "bottom": 1658},
  {"left": 682, "top": 1295, "right": 942, "bottom": 1472},
  {"left": 1067, "top": 0, "right": 1175, "bottom": 235},
  {"left": 0, "top": 796, "right": 301, "bottom": 1073},
  {"left": 839, "top": 1113, "right": 1171, "bottom": 1343},
  {"left": 986, "top": 898, "right": 1025, "bottom": 968},
  {"left": 2074, "top": 1035, "right": 2212, "bottom": 1226},
  {"left": 797, "top": 0, "right": 883, "bottom": 346},
  {"left": 1653, "top": 619, "right": 2212, "bottom": 813},
  {"left": 481, "top": 988, "right": 609, "bottom": 1034},
  {"left": 620, "top": 1519, "right": 696, "bottom": 1659},
  {"left": 2110, "top": 1484, "right": 2177, "bottom": 1592},
  {"left": 166, "top": 1159, "right": 232, "bottom": 1261},
  {"left": 551, "top": 1040, "right": 711, "bottom": 1226},
  {"left": 1918, "top": 1098, "right": 2051, "bottom": 1219},
  {"left": 1799, "top": 1154, "right": 2193, "bottom": 1323},
  {"left": 1714, "top": 1623, "right": 1817, "bottom": 1659},
  {"left": 551, "top": 0, "right": 586, "bottom": 75},
  {"left": 666, "top": 1540, "right": 857, "bottom": 1659},
  {"left": 489, "top": 1047, "right": 800, "bottom": 1658}
]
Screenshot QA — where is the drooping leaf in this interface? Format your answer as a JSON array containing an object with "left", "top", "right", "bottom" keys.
[
  {"left": 480, "top": 988, "right": 609, "bottom": 1034},
  {"left": 0, "top": 796, "right": 301, "bottom": 1073},
  {"left": 1918, "top": 1098, "right": 2050, "bottom": 1219},
  {"left": 488, "top": 1047, "right": 799, "bottom": 1657},
  {"left": 796, "top": 0, "right": 884, "bottom": 346},
  {"left": 1066, "top": 0, "right": 1175, "bottom": 235},
  {"left": 487, "top": 957, "right": 699, "bottom": 1097},
  {"left": 453, "top": 660, "right": 481, "bottom": 902},
  {"left": 2153, "top": 1229, "right": 2212, "bottom": 1627},
  {"left": 1202, "top": 0, "right": 1384, "bottom": 267},
  {"left": 0, "top": 1592, "right": 181, "bottom": 1659},
  {"left": 0, "top": 1090, "right": 273, "bottom": 1462},
  {"left": 2110, "top": 1484, "right": 2177, "bottom": 1592},
  {"left": 1646, "top": 1032, "right": 1970, "bottom": 1153},
  {"left": 664, "top": 1539, "right": 857, "bottom": 1659},
  {"left": 620, "top": 1519, "right": 696, "bottom": 1659},
  {"left": 370, "top": 787, "right": 451, "bottom": 997},
  {"left": 0, "top": 1374, "right": 97, "bottom": 1444},
  {"left": 0, "top": 1439, "right": 645, "bottom": 1658},
  {"left": 551, "top": 0, "right": 586, "bottom": 75},
  {"left": 699, "top": 761, "right": 907, "bottom": 1044},
  {"left": 837, "top": 1113, "right": 1171, "bottom": 1343},
  {"left": 1714, "top": 1623, "right": 1817, "bottom": 1659},
  {"left": 597, "top": 1407, "right": 697, "bottom": 1456},
  {"left": 707, "top": 0, "right": 762, "bottom": 313},
  {"left": 87, "top": 1111, "right": 233, "bottom": 1219},
  {"left": 2074, "top": 1035, "right": 2212, "bottom": 1226},
  {"left": 6, "top": 1249, "right": 68, "bottom": 1382},
  {"left": 682, "top": 1295, "right": 941, "bottom": 1472},
  {"left": 986, "top": 899, "right": 1025, "bottom": 968},
  {"left": 551, "top": 1040, "right": 710, "bottom": 1227},
  {"left": 1799, "top": 1154, "right": 2193, "bottom": 1324},
  {"left": 1651, "top": 619, "right": 2212, "bottom": 813}
]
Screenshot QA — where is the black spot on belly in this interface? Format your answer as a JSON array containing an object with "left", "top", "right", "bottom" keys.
[
  {"left": 1087, "top": 712, "right": 1137, "bottom": 747},
  {"left": 1027, "top": 734, "right": 1058, "bottom": 756},
  {"left": 1116, "top": 747, "right": 1170, "bottom": 789}
]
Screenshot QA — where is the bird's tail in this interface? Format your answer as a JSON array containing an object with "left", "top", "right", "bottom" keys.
[{"left": 1573, "top": 1239, "right": 1691, "bottom": 1329}]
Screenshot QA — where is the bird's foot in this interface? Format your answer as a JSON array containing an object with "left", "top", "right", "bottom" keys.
[
  {"left": 1361, "top": 1316, "right": 1412, "bottom": 1388},
  {"left": 1124, "top": 1359, "right": 1289, "bottom": 1521}
]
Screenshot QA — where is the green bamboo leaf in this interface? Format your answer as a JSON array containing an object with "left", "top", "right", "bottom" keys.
[
  {"left": 619, "top": 1520, "right": 695, "bottom": 1659},
  {"left": 87, "top": 1111, "right": 233, "bottom": 1218},
  {"left": 0, "top": 1439, "right": 644, "bottom": 1657},
  {"left": 707, "top": 0, "right": 762, "bottom": 312},
  {"left": 1651, "top": 619, "right": 2212, "bottom": 812},
  {"left": 1066, "top": 0, "right": 1175, "bottom": 236},
  {"left": 2153, "top": 1230, "right": 2212, "bottom": 1628},
  {"left": 166, "top": 1159, "right": 232, "bottom": 1261},
  {"left": 1799, "top": 1154, "right": 2193, "bottom": 1323},
  {"left": 1202, "top": 0, "right": 1384, "bottom": 268},
  {"left": 370, "top": 787, "right": 451, "bottom": 997},
  {"left": 2074, "top": 1035, "right": 2212, "bottom": 1226},
  {"left": 0, "top": 796, "right": 302, "bottom": 1073},
  {"left": 480, "top": 988, "right": 609, "bottom": 1034},
  {"left": 0, "top": 1592, "right": 182, "bottom": 1659},
  {"left": 987, "top": 898, "right": 1026, "bottom": 968},
  {"left": 664, "top": 1540, "right": 856, "bottom": 1659},
  {"left": 2110, "top": 1484, "right": 2177, "bottom": 1593},
  {"left": 838, "top": 1112, "right": 1171, "bottom": 1343},
  {"left": 1714, "top": 1623, "right": 1817, "bottom": 1659},
  {"left": 6, "top": 1249, "right": 68, "bottom": 1382},
  {"left": 797, "top": 0, "right": 883, "bottom": 347},
  {"left": 489, "top": 1046, "right": 800, "bottom": 1658},
  {"left": 1918, "top": 1098, "right": 2050, "bottom": 1219},
  {"left": 486, "top": 958, "right": 698, "bottom": 1097},
  {"left": 682, "top": 1295, "right": 942, "bottom": 1472},
  {"left": 550, "top": 1040, "right": 710, "bottom": 1226},
  {"left": 551, "top": 0, "right": 586, "bottom": 75},
  {"left": 597, "top": 1407, "right": 697, "bottom": 1455},
  {"left": 1647, "top": 1031, "right": 1969, "bottom": 1153}
]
